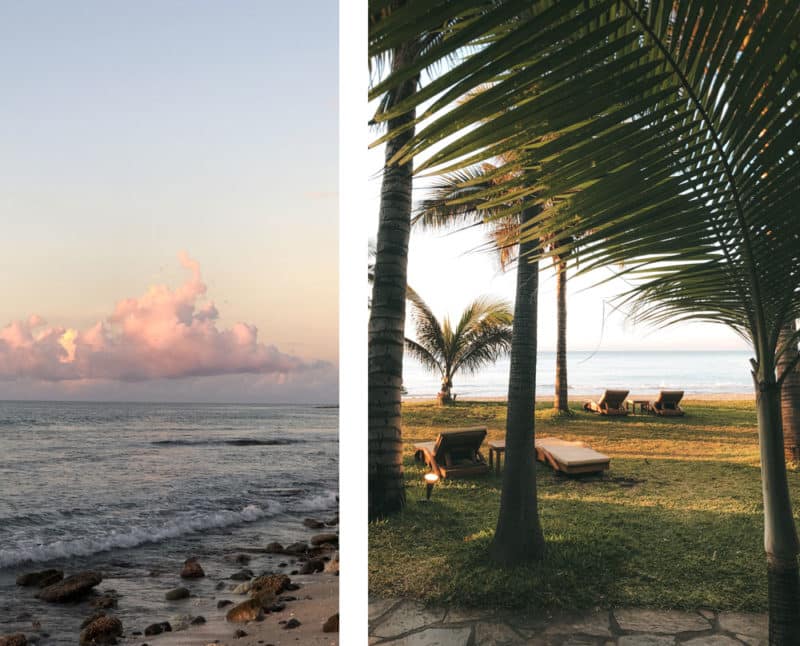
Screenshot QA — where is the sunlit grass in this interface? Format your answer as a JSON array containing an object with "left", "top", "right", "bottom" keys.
[{"left": 369, "top": 399, "right": 800, "bottom": 611}]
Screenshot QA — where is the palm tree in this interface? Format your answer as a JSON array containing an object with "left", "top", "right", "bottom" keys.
[
  {"left": 368, "top": 2, "right": 488, "bottom": 520},
  {"left": 405, "top": 291, "right": 513, "bottom": 403},
  {"left": 415, "top": 164, "right": 576, "bottom": 413},
  {"left": 490, "top": 205, "right": 546, "bottom": 564},
  {"left": 779, "top": 321, "right": 800, "bottom": 463},
  {"left": 371, "top": 1, "right": 800, "bottom": 638}
]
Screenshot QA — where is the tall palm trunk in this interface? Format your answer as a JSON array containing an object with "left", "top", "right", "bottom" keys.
[
  {"left": 753, "top": 354, "right": 800, "bottom": 643},
  {"left": 368, "top": 44, "right": 419, "bottom": 520},
  {"left": 490, "top": 206, "right": 545, "bottom": 564},
  {"left": 778, "top": 321, "right": 800, "bottom": 463},
  {"left": 554, "top": 258, "right": 569, "bottom": 412}
]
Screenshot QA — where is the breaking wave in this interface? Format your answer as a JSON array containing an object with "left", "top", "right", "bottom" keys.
[{"left": 0, "top": 504, "right": 275, "bottom": 568}]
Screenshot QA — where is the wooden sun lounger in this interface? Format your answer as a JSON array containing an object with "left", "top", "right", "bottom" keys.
[
  {"left": 413, "top": 427, "right": 490, "bottom": 479},
  {"left": 535, "top": 437, "right": 610, "bottom": 474},
  {"left": 583, "top": 389, "right": 629, "bottom": 416},
  {"left": 650, "top": 390, "right": 685, "bottom": 416}
]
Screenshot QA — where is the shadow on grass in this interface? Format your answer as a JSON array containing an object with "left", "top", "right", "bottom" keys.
[{"left": 370, "top": 478, "right": 768, "bottom": 612}]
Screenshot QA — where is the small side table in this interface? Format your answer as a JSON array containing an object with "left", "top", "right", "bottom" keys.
[
  {"left": 628, "top": 399, "right": 650, "bottom": 414},
  {"left": 488, "top": 439, "right": 506, "bottom": 475}
]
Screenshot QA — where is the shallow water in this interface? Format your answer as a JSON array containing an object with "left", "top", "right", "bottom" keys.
[{"left": 0, "top": 401, "right": 338, "bottom": 643}]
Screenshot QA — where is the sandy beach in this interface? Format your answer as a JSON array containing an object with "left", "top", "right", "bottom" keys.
[{"left": 148, "top": 576, "right": 338, "bottom": 646}]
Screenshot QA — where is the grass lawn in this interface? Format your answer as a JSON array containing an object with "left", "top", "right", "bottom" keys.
[{"left": 369, "top": 399, "right": 800, "bottom": 612}]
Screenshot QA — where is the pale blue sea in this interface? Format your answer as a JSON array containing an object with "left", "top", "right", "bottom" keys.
[
  {"left": 0, "top": 402, "right": 338, "bottom": 643},
  {"left": 403, "top": 350, "right": 754, "bottom": 399}
]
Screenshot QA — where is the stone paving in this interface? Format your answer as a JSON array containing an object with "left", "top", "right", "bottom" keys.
[{"left": 368, "top": 598, "right": 768, "bottom": 646}]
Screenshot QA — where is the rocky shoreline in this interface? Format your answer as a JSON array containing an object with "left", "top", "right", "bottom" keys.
[{"left": 0, "top": 517, "right": 339, "bottom": 646}]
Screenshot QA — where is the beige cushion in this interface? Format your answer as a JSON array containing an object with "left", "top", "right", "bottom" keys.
[{"left": 535, "top": 438, "right": 609, "bottom": 467}]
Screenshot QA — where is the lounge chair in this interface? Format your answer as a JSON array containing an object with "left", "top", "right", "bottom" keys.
[
  {"left": 413, "top": 427, "right": 490, "bottom": 479},
  {"left": 650, "top": 390, "right": 685, "bottom": 416},
  {"left": 583, "top": 389, "right": 629, "bottom": 415},
  {"left": 535, "top": 437, "right": 610, "bottom": 474}
]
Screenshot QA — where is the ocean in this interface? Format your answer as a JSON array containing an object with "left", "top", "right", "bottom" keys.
[
  {"left": 403, "top": 350, "right": 755, "bottom": 399},
  {"left": 0, "top": 401, "right": 338, "bottom": 643}
]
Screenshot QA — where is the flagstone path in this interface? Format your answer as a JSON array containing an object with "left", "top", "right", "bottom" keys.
[{"left": 369, "top": 598, "right": 768, "bottom": 645}]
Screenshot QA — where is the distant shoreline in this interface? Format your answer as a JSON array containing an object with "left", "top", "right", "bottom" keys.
[{"left": 404, "top": 392, "right": 755, "bottom": 403}]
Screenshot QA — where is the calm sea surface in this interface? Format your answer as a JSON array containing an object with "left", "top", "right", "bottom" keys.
[
  {"left": 403, "top": 350, "right": 755, "bottom": 398},
  {"left": 0, "top": 401, "right": 338, "bottom": 642}
]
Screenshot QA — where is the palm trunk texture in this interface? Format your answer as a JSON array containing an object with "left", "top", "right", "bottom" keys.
[
  {"left": 368, "top": 46, "right": 419, "bottom": 520},
  {"left": 754, "top": 369, "right": 800, "bottom": 644},
  {"left": 555, "top": 259, "right": 569, "bottom": 412},
  {"left": 778, "top": 321, "right": 800, "bottom": 463},
  {"left": 490, "top": 206, "right": 546, "bottom": 564}
]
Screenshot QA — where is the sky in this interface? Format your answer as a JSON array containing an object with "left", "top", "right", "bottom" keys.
[
  {"left": 367, "top": 127, "right": 749, "bottom": 356},
  {"left": 0, "top": 1, "right": 338, "bottom": 403}
]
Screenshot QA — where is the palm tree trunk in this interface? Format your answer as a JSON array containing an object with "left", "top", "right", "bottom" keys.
[
  {"left": 368, "top": 45, "right": 419, "bottom": 520},
  {"left": 438, "top": 375, "right": 453, "bottom": 405},
  {"left": 778, "top": 321, "right": 800, "bottom": 463},
  {"left": 753, "top": 364, "right": 800, "bottom": 643},
  {"left": 490, "top": 206, "right": 545, "bottom": 565},
  {"left": 555, "top": 258, "right": 569, "bottom": 412}
]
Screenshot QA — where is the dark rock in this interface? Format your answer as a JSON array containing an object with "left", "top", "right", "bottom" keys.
[
  {"left": 264, "top": 542, "right": 283, "bottom": 553},
  {"left": 89, "top": 595, "right": 117, "bottom": 609},
  {"left": 81, "top": 613, "right": 106, "bottom": 629},
  {"left": 250, "top": 574, "right": 290, "bottom": 597},
  {"left": 325, "top": 516, "right": 339, "bottom": 526},
  {"left": 322, "top": 613, "right": 339, "bottom": 633},
  {"left": 234, "top": 629, "right": 247, "bottom": 639},
  {"left": 278, "top": 562, "right": 287, "bottom": 567},
  {"left": 310, "top": 533, "right": 337, "bottom": 547},
  {"left": 299, "top": 559, "right": 325, "bottom": 574},
  {"left": 226, "top": 599, "right": 264, "bottom": 623},
  {"left": 16, "top": 570, "right": 63, "bottom": 588},
  {"left": 230, "top": 569, "right": 253, "bottom": 581},
  {"left": 37, "top": 571, "right": 103, "bottom": 603},
  {"left": 217, "top": 600, "right": 233, "bottom": 609},
  {"left": 284, "top": 618, "right": 301, "bottom": 629},
  {"left": 283, "top": 542, "right": 307, "bottom": 555},
  {"left": 143, "top": 622, "right": 171, "bottom": 636},
  {"left": 302, "top": 518, "right": 325, "bottom": 529},
  {"left": 290, "top": 570, "right": 299, "bottom": 575},
  {"left": 165, "top": 587, "right": 190, "bottom": 601},
  {"left": 79, "top": 615, "right": 122, "bottom": 645},
  {"left": 0, "top": 635, "right": 27, "bottom": 646},
  {"left": 190, "top": 616, "right": 206, "bottom": 625},
  {"left": 179, "top": 558, "right": 204, "bottom": 579},
  {"left": 285, "top": 583, "right": 300, "bottom": 591},
  {"left": 215, "top": 581, "right": 226, "bottom": 590},
  {"left": 278, "top": 595, "right": 297, "bottom": 602},
  {"left": 267, "top": 602, "right": 286, "bottom": 613}
]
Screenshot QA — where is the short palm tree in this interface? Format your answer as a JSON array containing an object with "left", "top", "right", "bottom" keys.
[{"left": 405, "top": 291, "right": 513, "bottom": 403}]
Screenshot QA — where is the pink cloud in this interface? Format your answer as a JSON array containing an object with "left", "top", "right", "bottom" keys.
[{"left": 0, "top": 253, "right": 312, "bottom": 382}]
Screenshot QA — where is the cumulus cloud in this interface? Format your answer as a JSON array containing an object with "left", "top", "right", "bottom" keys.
[{"left": 0, "top": 253, "right": 314, "bottom": 382}]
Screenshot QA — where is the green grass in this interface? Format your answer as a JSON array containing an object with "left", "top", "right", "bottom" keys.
[{"left": 369, "top": 399, "right": 800, "bottom": 612}]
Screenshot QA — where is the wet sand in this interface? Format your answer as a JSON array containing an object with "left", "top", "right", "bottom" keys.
[{"left": 147, "top": 576, "right": 338, "bottom": 646}]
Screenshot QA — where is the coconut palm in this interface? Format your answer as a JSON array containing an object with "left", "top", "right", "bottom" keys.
[
  {"left": 371, "top": 0, "right": 800, "bottom": 638},
  {"left": 368, "top": 2, "right": 490, "bottom": 520},
  {"left": 405, "top": 291, "right": 513, "bottom": 403}
]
